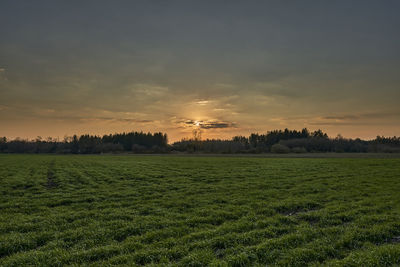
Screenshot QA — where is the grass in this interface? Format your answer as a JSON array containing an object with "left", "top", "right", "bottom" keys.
[{"left": 0, "top": 154, "right": 400, "bottom": 266}]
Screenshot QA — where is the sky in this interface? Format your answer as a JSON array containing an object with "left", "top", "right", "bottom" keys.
[{"left": 1, "top": 1, "right": 399, "bottom": 142}]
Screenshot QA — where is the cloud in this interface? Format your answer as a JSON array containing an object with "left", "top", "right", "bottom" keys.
[
  {"left": 182, "top": 119, "right": 236, "bottom": 129},
  {"left": 199, "top": 121, "right": 236, "bottom": 129},
  {"left": 131, "top": 84, "right": 169, "bottom": 97},
  {"left": 320, "top": 111, "right": 400, "bottom": 121},
  {"left": 308, "top": 121, "right": 372, "bottom": 126},
  {"left": 68, "top": 117, "right": 155, "bottom": 124},
  {"left": 267, "top": 111, "right": 400, "bottom": 127},
  {"left": 10, "top": 110, "right": 155, "bottom": 124},
  {"left": 72, "top": 117, "right": 153, "bottom": 123},
  {"left": 321, "top": 115, "right": 359, "bottom": 120},
  {"left": 196, "top": 100, "right": 210, "bottom": 105},
  {"left": 0, "top": 68, "right": 6, "bottom": 81}
]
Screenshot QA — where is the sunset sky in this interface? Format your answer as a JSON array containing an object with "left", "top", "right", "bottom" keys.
[{"left": 1, "top": 1, "right": 399, "bottom": 142}]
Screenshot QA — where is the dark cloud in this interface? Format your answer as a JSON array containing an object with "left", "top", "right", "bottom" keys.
[
  {"left": 184, "top": 120, "right": 195, "bottom": 125},
  {"left": 321, "top": 115, "right": 359, "bottom": 120},
  {"left": 15, "top": 114, "right": 155, "bottom": 124},
  {"left": 182, "top": 120, "right": 236, "bottom": 129},
  {"left": 321, "top": 111, "right": 400, "bottom": 121},
  {"left": 199, "top": 122, "right": 236, "bottom": 129},
  {"left": 75, "top": 117, "right": 155, "bottom": 124},
  {"left": 308, "top": 121, "right": 372, "bottom": 126}
]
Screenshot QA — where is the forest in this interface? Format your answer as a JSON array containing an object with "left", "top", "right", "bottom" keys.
[{"left": 0, "top": 129, "right": 399, "bottom": 154}]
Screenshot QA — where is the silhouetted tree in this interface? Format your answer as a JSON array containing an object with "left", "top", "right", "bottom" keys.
[{"left": 1, "top": 128, "right": 399, "bottom": 154}]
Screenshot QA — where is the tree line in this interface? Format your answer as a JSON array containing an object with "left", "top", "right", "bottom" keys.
[
  {"left": 0, "top": 128, "right": 399, "bottom": 154},
  {"left": 0, "top": 132, "right": 168, "bottom": 154},
  {"left": 172, "top": 129, "right": 400, "bottom": 154}
]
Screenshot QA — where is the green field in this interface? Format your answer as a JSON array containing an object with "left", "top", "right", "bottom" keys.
[{"left": 1, "top": 155, "right": 400, "bottom": 266}]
